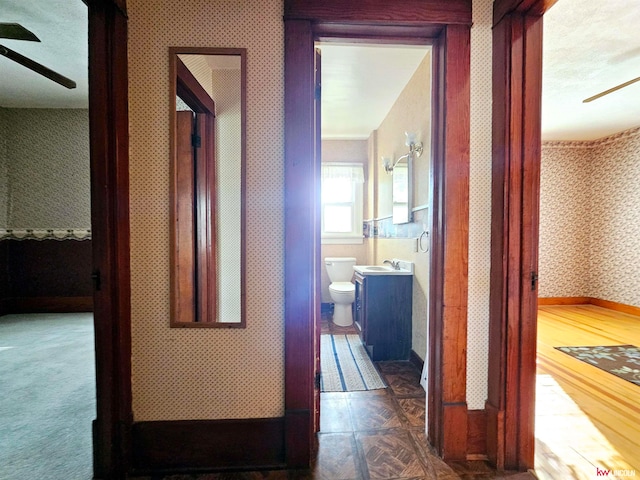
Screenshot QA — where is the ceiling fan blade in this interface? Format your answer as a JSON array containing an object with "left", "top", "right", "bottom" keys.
[
  {"left": 0, "top": 23, "right": 40, "bottom": 42},
  {"left": 0, "top": 44, "right": 76, "bottom": 89},
  {"left": 583, "top": 76, "right": 640, "bottom": 103}
]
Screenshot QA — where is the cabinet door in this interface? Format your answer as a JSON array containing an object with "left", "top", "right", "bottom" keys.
[{"left": 365, "top": 275, "right": 412, "bottom": 361}]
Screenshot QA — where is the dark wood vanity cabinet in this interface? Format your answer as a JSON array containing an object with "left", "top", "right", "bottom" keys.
[{"left": 354, "top": 272, "right": 412, "bottom": 361}]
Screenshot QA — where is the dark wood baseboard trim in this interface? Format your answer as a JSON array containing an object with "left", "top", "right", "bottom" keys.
[
  {"left": 285, "top": 409, "right": 312, "bottom": 468},
  {"left": 1, "top": 296, "right": 93, "bottom": 315},
  {"left": 538, "top": 296, "right": 640, "bottom": 317},
  {"left": 467, "top": 409, "right": 487, "bottom": 457},
  {"left": 131, "top": 417, "right": 286, "bottom": 474}
]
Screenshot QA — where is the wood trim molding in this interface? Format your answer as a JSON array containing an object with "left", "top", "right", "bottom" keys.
[
  {"left": 284, "top": 0, "right": 472, "bottom": 25},
  {"left": 284, "top": 3, "right": 472, "bottom": 466},
  {"left": 428, "top": 24, "right": 471, "bottom": 462},
  {"left": 87, "top": 0, "right": 132, "bottom": 478},
  {"left": 131, "top": 418, "right": 286, "bottom": 474},
  {"left": 493, "top": 0, "right": 559, "bottom": 26},
  {"left": 488, "top": 8, "right": 543, "bottom": 472},
  {"left": 539, "top": 297, "right": 640, "bottom": 317},
  {"left": 284, "top": 18, "right": 316, "bottom": 468}
]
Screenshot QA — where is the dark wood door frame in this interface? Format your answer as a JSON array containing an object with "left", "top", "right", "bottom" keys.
[
  {"left": 86, "top": 0, "right": 132, "bottom": 478},
  {"left": 284, "top": 0, "right": 472, "bottom": 466},
  {"left": 487, "top": 0, "right": 558, "bottom": 471}
]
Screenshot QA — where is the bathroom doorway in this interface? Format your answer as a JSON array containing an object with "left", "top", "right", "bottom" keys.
[
  {"left": 315, "top": 42, "right": 432, "bottom": 404},
  {"left": 284, "top": 5, "right": 472, "bottom": 463},
  {"left": 316, "top": 42, "right": 434, "bottom": 475}
]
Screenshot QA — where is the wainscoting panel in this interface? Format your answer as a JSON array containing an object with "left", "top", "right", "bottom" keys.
[
  {"left": 0, "top": 241, "right": 8, "bottom": 316},
  {"left": 131, "top": 418, "right": 286, "bottom": 474},
  {"left": 1, "top": 239, "right": 93, "bottom": 315}
]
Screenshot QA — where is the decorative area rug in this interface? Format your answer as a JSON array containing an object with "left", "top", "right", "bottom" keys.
[
  {"left": 555, "top": 345, "right": 640, "bottom": 386},
  {"left": 321, "top": 334, "right": 386, "bottom": 392}
]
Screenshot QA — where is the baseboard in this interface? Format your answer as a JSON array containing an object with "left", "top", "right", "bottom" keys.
[
  {"left": 538, "top": 296, "right": 590, "bottom": 306},
  {"left": 7, "top": 296, "right": 93, "bottom": 314},
  {"left": 588, "top": 298, "right": 640, "bottom": 317},
  {"left": 467, "top": 409, "right": 487, "bottom": 457},
  {"left": 409, "top": 349, "right": 424, "bottom": 371},
  {"left": 538, "top": 296, "right": 640, "bottom": 317},
  {"left": 131, "top": 417, "right": 286, "bottom": 474}
]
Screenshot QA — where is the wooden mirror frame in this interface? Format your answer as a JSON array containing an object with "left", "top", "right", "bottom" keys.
[{"left": 169, "top": 47, "right": 247, "bottom": 328}]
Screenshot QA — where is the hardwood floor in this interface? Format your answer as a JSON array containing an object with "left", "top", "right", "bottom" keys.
[{"left": 536, "top": 305, "right": 640, "bottom": 478}]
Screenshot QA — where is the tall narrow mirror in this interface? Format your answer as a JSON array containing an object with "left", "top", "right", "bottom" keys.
[{"left": 169, "top": 47, "right": 246, "bottom": 327}]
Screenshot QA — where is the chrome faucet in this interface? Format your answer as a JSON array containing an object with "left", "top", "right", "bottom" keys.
[{"left": 383, "top": 259, "right": 400, "bottom": 270}]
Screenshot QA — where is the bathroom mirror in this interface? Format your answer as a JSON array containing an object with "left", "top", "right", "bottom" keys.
[
  {"left": 169, "top": 47, "right": 246, "bottom": 328},
  {"left": 392, "top": 155, "right": 412, "bottom": 224}
]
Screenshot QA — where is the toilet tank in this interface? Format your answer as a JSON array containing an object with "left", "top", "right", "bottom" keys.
[{"left": 325, "top": 257, "right": 357, "bottom": 283}]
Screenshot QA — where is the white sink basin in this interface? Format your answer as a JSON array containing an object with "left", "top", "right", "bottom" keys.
[{"left": 354, "top": 263, "right": 413, "bottom": 276}]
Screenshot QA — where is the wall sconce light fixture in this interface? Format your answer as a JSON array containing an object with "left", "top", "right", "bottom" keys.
[{"left": 383, "top": 132, "right": 423, "bottom": 174}]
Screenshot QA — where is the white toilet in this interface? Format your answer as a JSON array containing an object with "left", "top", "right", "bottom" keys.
[{"left": 325, "top": 257, "right": 357, "bottom": 327}]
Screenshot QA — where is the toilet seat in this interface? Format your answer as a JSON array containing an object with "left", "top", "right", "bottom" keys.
[{"left": 329, "top": 281, "right": 355, "bottom": 294}]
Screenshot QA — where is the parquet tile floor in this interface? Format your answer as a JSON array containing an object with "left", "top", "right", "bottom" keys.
[{"left": 315, "top": 358, "right": 530, "bottom": 480}]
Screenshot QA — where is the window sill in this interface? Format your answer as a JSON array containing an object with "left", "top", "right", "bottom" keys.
[{"left": 321, "top": 236, "right": 364, "bottom": 245}]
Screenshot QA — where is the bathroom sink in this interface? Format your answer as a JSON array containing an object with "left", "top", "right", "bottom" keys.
[{"left": 354, "top": 262, "right": 413, "bottom": 276}]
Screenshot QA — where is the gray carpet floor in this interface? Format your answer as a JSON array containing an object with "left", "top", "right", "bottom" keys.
[{"left": 0, "top": 313, "right": 95, "bottom": 480}]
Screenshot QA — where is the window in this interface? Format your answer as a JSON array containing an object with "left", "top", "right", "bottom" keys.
[{"left": 321, "top": 163, "right": 364, "bottom": 244}]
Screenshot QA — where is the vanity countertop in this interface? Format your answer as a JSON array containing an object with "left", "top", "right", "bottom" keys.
[{"left": 353, "top": 259, "right": 413, "bottom": 276}]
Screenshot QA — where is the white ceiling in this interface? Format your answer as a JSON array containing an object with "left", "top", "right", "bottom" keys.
[
  {"left": 2, "top": 1, "right": 639, "bottom": 142},
  {"left": 319, "top": 43, "right": 431, "bottom": 140},
  {"left": 0, "top": 0, "right": 88, "bottom": 108},
  {"left": 542, "top": 0, "right": 640, "bottom": 140}
]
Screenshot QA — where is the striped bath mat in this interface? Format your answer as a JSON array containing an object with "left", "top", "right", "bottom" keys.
[{"left": 320, "top": 334, "right": 386, "bottom": 392}]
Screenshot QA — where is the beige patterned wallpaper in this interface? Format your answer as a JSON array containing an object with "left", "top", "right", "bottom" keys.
[
  {"left": 466, "top": 0, "right": 493, "bottom": 410},
  {"left": 0, "top": 108, "right": 90, "bottom": 232},
  {"left": 128, "top": 0, "right": 284, "bottom": 421},
  {"left": 540, "top": 126, "right": 640, "bottom": 308},
  {"left": 373, "top": 51, "right": 431, "bottom": 362},
  {"left": 539, "top": 143, "right": 592, "bottom": 298}
]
